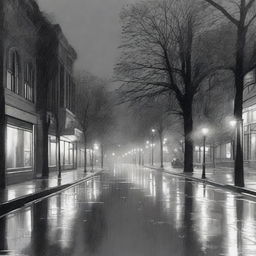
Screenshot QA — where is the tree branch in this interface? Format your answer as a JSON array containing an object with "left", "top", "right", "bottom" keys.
[{"left": 203, "top": 0, "right": 239, "bottom": 26}]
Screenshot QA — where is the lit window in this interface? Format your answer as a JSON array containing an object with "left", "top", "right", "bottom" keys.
[
  {"left": 6, "top": 125, "right": 32, "bottom": 169},
  {"left": 226, "top": 143, "right": 231, "bottom": 159},
  {"left": 243, "top": 112, "right": 248, "bottom": 124},
  {"left": 252, "top": 110, "right": 256, "bottom": 122}
]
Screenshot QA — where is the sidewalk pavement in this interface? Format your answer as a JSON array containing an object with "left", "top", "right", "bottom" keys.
[
  {"left": 146, "top": 163, "right": 256, "bottom": 197},
  {"left": 0, "top": 167, "right": 103, "bottom": 216}
]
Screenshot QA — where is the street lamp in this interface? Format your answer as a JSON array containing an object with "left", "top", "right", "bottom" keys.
[
  {"left": 230, "top": 120, "right": 237, "bottom": 128},
  {"left": 201, "top": 128, "right": 209, "bottom": 179},
  {"left": 151, "top": 129, "right": 156, "bottom": 165}
]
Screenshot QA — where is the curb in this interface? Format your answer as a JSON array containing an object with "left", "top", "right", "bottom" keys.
[
  {"left": 0, "top": 170, "right": 102, "bottom": 217},
  {"left": 145, "top": 165, "right": 256, "bottom": 199}
]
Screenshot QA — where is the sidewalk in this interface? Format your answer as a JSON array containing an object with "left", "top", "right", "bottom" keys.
[
  {"left": 0, "top": 167, "right": 103, "bottom": 216},
  {"left": 146, "top": 163, "right": 256, "bottom": 197}
]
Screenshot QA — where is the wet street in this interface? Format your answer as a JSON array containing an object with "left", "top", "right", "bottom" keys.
[{"left": 1, "top": 165, "right": 256, "bottom": 256}]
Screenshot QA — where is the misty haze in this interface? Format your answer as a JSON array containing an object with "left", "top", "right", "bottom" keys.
[{"left": 0, "top": 0, "right": 256, "bottom": 255}]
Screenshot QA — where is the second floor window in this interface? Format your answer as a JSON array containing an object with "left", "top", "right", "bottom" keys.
[
  {"left": 7, "top": 49, "right": 20, "bottom": 94},
  {"left": 24, "top": 63, "right": 35, "bottom": 102}
]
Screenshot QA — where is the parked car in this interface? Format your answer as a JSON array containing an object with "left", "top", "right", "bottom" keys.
[{"left": 171, "top": 158, "right": 183, "bottom": 168}]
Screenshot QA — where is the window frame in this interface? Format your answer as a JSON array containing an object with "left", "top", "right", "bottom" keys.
[
  {"left": 7, "top": 49, "right": 20, "bottom": 94},
  {"left": 24, "top": 62, "right": 35, "bottom": 102}
]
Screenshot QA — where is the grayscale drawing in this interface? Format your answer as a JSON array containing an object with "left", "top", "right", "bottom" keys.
[{"left": 0, "top": 0, "right": 256, "bottom": 255}]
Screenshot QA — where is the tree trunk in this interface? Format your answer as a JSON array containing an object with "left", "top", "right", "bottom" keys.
[
  {"left": 42, "top": 113, "right": 50, "bottom": 178},
  {"left": 101, "top": 144, "right": 104, "bottom": 169},
  {"left": 183, "top": 103, "right": 194, "bottom": 173},
  {"left": 233, "top": 24, "right": 246, "bottom": 187},
  {"left": 212, "top": 144, "right": 216, "bottom": 169},
  {"left": 84, "top": 135, "right": 87, "bottom": 173},
  {"left": 91, "top": 150, "right": 94, "bottom": 171},
  {"left": 0, "top": 1, "right": 6, "bottom": 188}
]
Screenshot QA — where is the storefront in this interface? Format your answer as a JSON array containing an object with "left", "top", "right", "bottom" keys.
[
  {"left": 77, "top": 147, "right": 85, "bottom": 168},
  {"left": 6, "top": 118, "right": 33, "bottom": 173},
  {"left": 243, "top": 106, "right": 256, "bottom": 165},
  {"left": 194, "top": 145, "right": 212, "bottom": 164},
  {"left": 214, "top": 142, "right": 233, "bottom": 162},
  {"left": 48, "top": 135, "right": 76, "bottom": 170}
]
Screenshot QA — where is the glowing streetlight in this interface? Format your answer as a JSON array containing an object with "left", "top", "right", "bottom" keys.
[
  {"left": 230, "top": 120, "right": 237, "bottom": 128},
  {"left": 94, "top": 143, "right": 99, "bottom": 151},
  {"left": 201, "top": 127, "right": 209, "bottom": 179},
  {"left": 202, "top": 128, "right": 209, "bottom": 136}
]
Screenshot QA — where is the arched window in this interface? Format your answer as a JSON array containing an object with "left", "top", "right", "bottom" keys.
[
  {"left": 7, "top": 49, "right": 20, "bottom": 94},
  {"left": 24, "top": 63, "right": 35, "bottom": 102}
]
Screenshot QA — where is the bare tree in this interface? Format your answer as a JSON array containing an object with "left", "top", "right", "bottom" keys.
[
  {"left": 91, "top": 89, "right": 114, "bottom": 169},
  {"left": 130, "top": 96, "right": 180, "bottom": 168},
  {"left": 115, "top": 0, "right": 221, "bottom": 173},
  {"left": 194, "top": 71, "right": 235, "bottom": 167},
  {"left": 202, "top": 0, "right": 256, "bottom": 187},
  {"left": 76, "top": 72, "right": 93, "bottom": 172},
  {"left": 76, "top": 71, "right": 114, "bottom": 171}
]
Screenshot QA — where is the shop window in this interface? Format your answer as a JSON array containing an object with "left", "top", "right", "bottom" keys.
[
  {"left": 244, "top": 134, "right": 249, "bottom": 160},
  {"left": 252, "top": 110, "right": 256, "bottom": 122},
  {"left": 251, "top": 134, "right": 256, "bottom": 160},
  {"left": 6, "top": 125, "right": 32, "bottom": 170},
  {"left": 215, "top": 146, "right": 221, "bottom": 159},
  {"left": 221, "top": 144, "right": 226, "bottom": 159},
  {"left": 48, "top": 136, "right": 57, "bottom": 166},
  {"left": 7, "top": 49, "right": 20, "bottom": 94},
  {"left": 24, "top": 63, "right": 35, "bottom": 102},
  {"left": 226, "top": 143, "right": 231, "bottom": 159},
  {"left": 70, "top": 143, "right": 74, "bottom": 164},
  {"left": 243, "top": 112, "right": 248, "bottom": 124},
  {"left": 65, "top": 142, "right": 69, "bottom": 165}
]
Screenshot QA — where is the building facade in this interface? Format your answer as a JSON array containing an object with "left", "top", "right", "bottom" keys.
[
  {"left": 193, "top": 69, "right": 256, "bottom": 169},
  {"left": 46, "top": 25, "right": 83, "bottom": 173},
  {"left": 3, "top": 0, "right": 39, "bottom": 184},
  {"left": 1, "top": 0, "right": 83, "bottom": 185}
]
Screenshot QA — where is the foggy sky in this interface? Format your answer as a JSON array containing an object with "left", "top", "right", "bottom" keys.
[{"left": 38, "top": 0, "right": 135, "bottom": 79}]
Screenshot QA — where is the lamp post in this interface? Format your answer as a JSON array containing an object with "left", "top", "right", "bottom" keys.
[
  {"left": 201, "top": 128, "right": 209, "bottom": 179},
  {"left": 151, "top": 129, "right": 156, "bottom": 165}
]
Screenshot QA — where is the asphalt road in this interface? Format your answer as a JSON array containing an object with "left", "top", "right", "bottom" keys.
[{"left": 0, "top": 164, "right": 256, "bottom": 256}]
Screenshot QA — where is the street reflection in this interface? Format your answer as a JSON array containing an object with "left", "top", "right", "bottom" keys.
[{"left": 0, "top": 166, "right": 256, "bottom": 255}]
